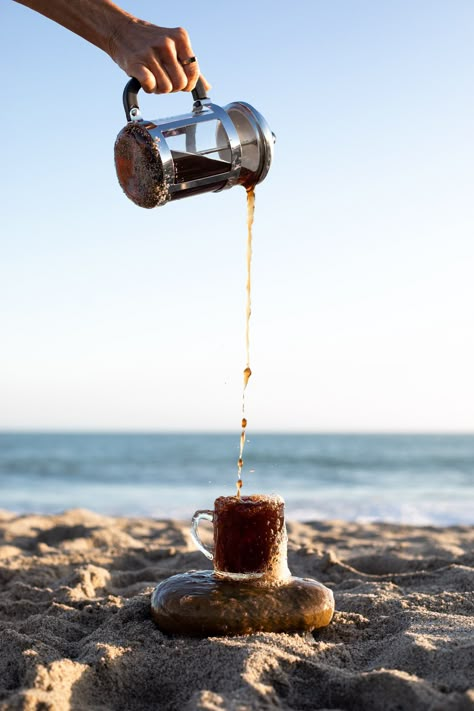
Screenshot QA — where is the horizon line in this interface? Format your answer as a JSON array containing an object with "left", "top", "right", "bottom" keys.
[{"left": 0, "top": 429, "right": 473, "bottom": 436}]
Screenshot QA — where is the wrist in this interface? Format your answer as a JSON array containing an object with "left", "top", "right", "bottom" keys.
[{"left": 104, "top": 6, "right": 136, "bottom": 60}]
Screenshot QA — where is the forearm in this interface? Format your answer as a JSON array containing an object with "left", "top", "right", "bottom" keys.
[{"left": 13, "top": 0, "right": 132, "bottom": 54}]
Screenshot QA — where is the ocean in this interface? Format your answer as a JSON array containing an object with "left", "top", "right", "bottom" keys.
[{"left": 0, "top": 432, "right": 472, "bottom": 525}]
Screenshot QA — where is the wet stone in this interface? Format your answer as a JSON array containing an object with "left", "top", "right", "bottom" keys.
[{"left": 150, "top": 570, "right": 334, "bottom": 637}]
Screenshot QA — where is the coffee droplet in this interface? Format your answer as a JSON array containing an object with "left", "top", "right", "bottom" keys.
[
  {"left": 241, "top": 418, "right": 247, "bottom": 429},
  {"left": 236, "top": 479, "right": 243, "bottom": 491},
  {"left": 238, "top": 458, "right": 243, "bottom": 468},
  {"left": 243, "top": 367, "right": 252, "bottom": 388}
]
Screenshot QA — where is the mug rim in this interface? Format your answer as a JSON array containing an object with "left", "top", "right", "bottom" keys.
[{"left": 214, "top": 493, "right": 284, "bottom": 507}]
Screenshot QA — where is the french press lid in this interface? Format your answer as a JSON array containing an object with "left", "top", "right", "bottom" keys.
[{"left": 114, "top": 78, "right": 274, "bottom": 209}]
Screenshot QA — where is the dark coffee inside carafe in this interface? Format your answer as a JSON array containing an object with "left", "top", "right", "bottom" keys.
[
  {"left": 172, "top": 151, "right": 258, "bottom": 189},
  {"left": 172, "top": 151, "right": 230, "bottom": 183}
]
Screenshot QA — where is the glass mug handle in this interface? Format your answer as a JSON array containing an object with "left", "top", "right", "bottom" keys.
[{"left": 191, "top": 510, "right": 214, "bottom": 560}]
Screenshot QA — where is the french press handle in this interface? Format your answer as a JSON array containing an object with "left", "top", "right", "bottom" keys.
[{"left": 123, "top": 76, "right": 209, "bottom": 121}]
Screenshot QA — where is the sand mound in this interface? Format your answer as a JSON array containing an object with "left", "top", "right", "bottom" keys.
[{"left": 0, "top": 510, "right": 472, "bottom": 710}]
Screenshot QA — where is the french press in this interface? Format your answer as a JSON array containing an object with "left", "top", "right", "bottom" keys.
[{"left": 114, "top": 77, "right": 275, "bottom": 209}]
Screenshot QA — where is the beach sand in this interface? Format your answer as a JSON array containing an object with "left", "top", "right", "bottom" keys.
[{"left": 0, "top": 509, "right": 472, "bottom": 710}]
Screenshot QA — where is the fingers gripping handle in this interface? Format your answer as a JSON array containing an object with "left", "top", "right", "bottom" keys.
[
  {"left": 191, "top": 510, "right": 214, "bottom": 560},
  {"left": 123, "top": 77, "right": 209, "bottom": 121}
]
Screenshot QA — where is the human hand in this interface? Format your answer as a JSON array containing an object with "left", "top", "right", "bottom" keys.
[{"left": 109, "top": 18, "right": 211, "bottom": 95}]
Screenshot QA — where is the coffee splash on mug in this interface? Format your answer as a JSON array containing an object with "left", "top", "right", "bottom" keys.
[{"left": 236, "top": 188, "right": 255, "bottom": 497}]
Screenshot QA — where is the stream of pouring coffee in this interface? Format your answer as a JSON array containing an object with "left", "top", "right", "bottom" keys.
[{"left": 236, "top": 188, "right": 255, "bottom": 497}]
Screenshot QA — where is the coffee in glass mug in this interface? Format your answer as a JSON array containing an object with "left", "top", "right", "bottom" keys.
[{"left": 191, "top": 494, "right": 291, "bottom": 582}]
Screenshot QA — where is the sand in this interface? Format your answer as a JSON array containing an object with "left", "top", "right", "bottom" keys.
[{"left": 0, "top": 509, "right": 472, "bottom": 711}]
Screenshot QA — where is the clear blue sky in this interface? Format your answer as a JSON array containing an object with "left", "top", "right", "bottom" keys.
[{"left": 1, "top": 0, "right": 473, "bottom": 432}]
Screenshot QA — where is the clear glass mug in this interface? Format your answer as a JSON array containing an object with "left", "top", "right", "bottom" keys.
[{"left": 191, "top": 494, "right": 291, "bottom": 582}]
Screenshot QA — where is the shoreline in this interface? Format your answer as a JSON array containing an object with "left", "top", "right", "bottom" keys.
[{"left": 0, "top": 510, "right": 473, "bottom": 710}]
